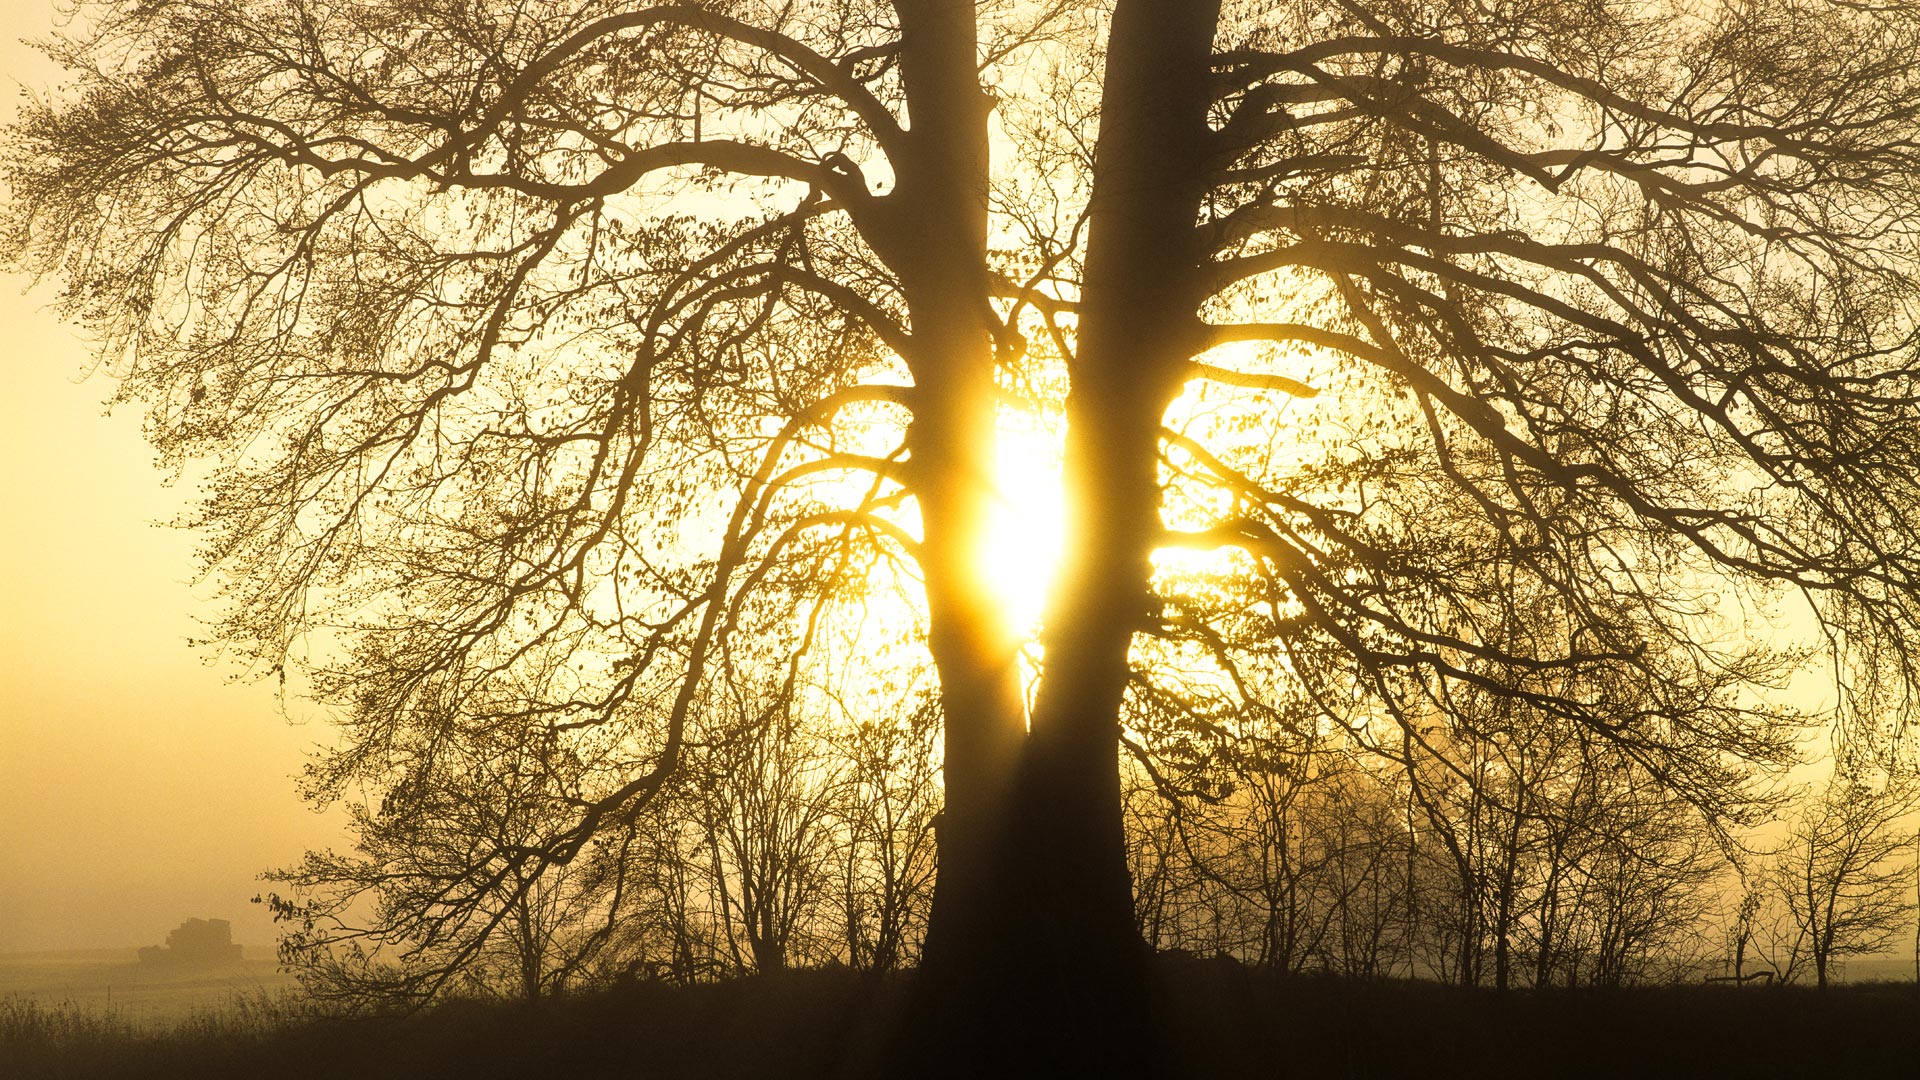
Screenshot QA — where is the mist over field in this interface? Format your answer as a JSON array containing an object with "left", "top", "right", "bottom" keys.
[
  {"left": 0, "top": 949, "right": 293, "bottom": 1028},
  {"left": 0, "top": 0, "right": 345, "bottom": 958}
]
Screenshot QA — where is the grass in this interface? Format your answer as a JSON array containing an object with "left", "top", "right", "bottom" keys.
[
  {"left": 1160, "top": 964, "right": 1919, "bottom": 1079},
  {"left": 4, "top": 960, "right": 1916, "bottom": 1078},
  {"left": 2, "top": 988, "right": 308, "bottom": 1078},
  {"left": 0, "top": 948, "right": 296, "bottom": 1030}
]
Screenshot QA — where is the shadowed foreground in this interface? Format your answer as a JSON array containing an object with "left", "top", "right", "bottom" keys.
[{"left": 6, "top": 958, "right": 1916, "bottom": 1079}]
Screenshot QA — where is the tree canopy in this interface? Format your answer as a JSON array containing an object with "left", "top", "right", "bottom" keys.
[{"left": 10, "top": 0, "right": 1920, "bottom": 1064}]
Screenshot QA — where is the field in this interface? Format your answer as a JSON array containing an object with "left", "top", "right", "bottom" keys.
[{"left": 0, "top": 948, "right": 297, "bottom": 1029}]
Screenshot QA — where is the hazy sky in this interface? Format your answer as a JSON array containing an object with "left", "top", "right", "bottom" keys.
[{"left": 0, "top": 0, "right": 342, "bottom": 952}]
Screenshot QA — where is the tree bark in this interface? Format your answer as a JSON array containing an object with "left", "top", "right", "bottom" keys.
[
  {"left": 933, "top": 0, "right": 1224, "bottom": 1070},
  {"left": 887, "top": 0, "right": 1029, "bottom": 972},
  {"left": 896, "top": 3, "right": 1230, "bottom": 1070}
]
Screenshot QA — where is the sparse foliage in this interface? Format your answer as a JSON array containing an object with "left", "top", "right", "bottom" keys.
[{"left": 1768, "top": 777, "right": 1917, "bottom": 987}]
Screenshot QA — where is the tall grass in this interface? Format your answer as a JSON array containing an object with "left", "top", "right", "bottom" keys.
[
  {"left": 4, "top": 963, "right": 1917, "bottom": 1078},
  {"left": 2, "top": 995, "right": 135, "bottom": 1056},
  {"left": 1, "top": 988, "right": 316, "bottom": 1079}
]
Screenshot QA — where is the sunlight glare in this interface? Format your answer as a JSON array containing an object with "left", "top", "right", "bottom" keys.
[{"left": 980, "top": 412, "right": 1064, "bottom": 640}]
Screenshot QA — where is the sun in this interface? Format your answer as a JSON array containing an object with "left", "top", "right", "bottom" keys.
[{"left": 978, "top": 410, "right": 1065, "bottom": 640}]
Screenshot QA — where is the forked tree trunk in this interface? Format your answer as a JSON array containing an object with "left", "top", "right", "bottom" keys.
[
  {"left": 894, "top": 2, "right": 1228, "bottom": 1071},
  {"left": 908, "top": 2, "right": 1223, "bottom": 1072}
]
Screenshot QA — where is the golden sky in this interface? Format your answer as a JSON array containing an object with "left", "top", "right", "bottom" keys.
[{"left": 0, "top": 0, "right": 340, "bottom": 952}]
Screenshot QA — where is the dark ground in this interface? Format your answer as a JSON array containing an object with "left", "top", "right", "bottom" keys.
[{"left": 6, "top": 957, "right": 1915, "bottom": 1078}]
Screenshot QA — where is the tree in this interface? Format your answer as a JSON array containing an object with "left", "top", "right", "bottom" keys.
[
  {"left": 13, "top": 0, "right": 1920, "bottom": 1064},
  {"left": 1561, "top": 783, "right": 1722, "bottom": 988},
  {"left": 262, "top": 722, "right": 650, "bottom": 1008},
  {"left": 7, "top": 0, "right": 1051, "bottom": 1043},
  {"left": 828, "top": 696, "right": 942, "bottom": 973},
  {"left": 1769, "top": 777, "right": 1917, "bottom": 988}
]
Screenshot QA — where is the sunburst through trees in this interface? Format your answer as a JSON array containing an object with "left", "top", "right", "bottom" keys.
[{"left": 9, "top": 0, "right": 1920, "bottom": 1068}]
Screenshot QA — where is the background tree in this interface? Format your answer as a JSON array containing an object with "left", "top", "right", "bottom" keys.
[
  {"left": 826, "top": 696, "right": 942, "bottom": 973},
  {"left": 263, "top": 721, "right": 649, "bottom": 1008},
  {"left": 1768, "top": 776, "right": 1917, "bottom": 988}
]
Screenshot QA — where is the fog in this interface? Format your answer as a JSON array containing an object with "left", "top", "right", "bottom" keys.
[{"left": 0, "top": 0, "right": 341, "bottom": 952}]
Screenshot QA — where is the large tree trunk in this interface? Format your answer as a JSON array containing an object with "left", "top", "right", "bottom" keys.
[
  {"left": 893, "top": 2, "right": 1227, "bottom": 1070},
  {"left": 879, "top": 5, "right": 1042, "bottom": 1069},
  {"left": 910, "top": 2, "right": 1224, "bottom": 1071},
  {"left": 1020, "top": 0, "right": 1221, "bottom": 939},
  {"left": 886, "top": 1, "right": 1028, "bottom": 970}
]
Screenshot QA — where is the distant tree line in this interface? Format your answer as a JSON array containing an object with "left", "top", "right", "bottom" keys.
[
  {"left": 1126, "top": 731, "right": 1916, "bottom": 992},
  {"left": 263, "top": 659, "right": 1917, "bottom": 1007}
]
